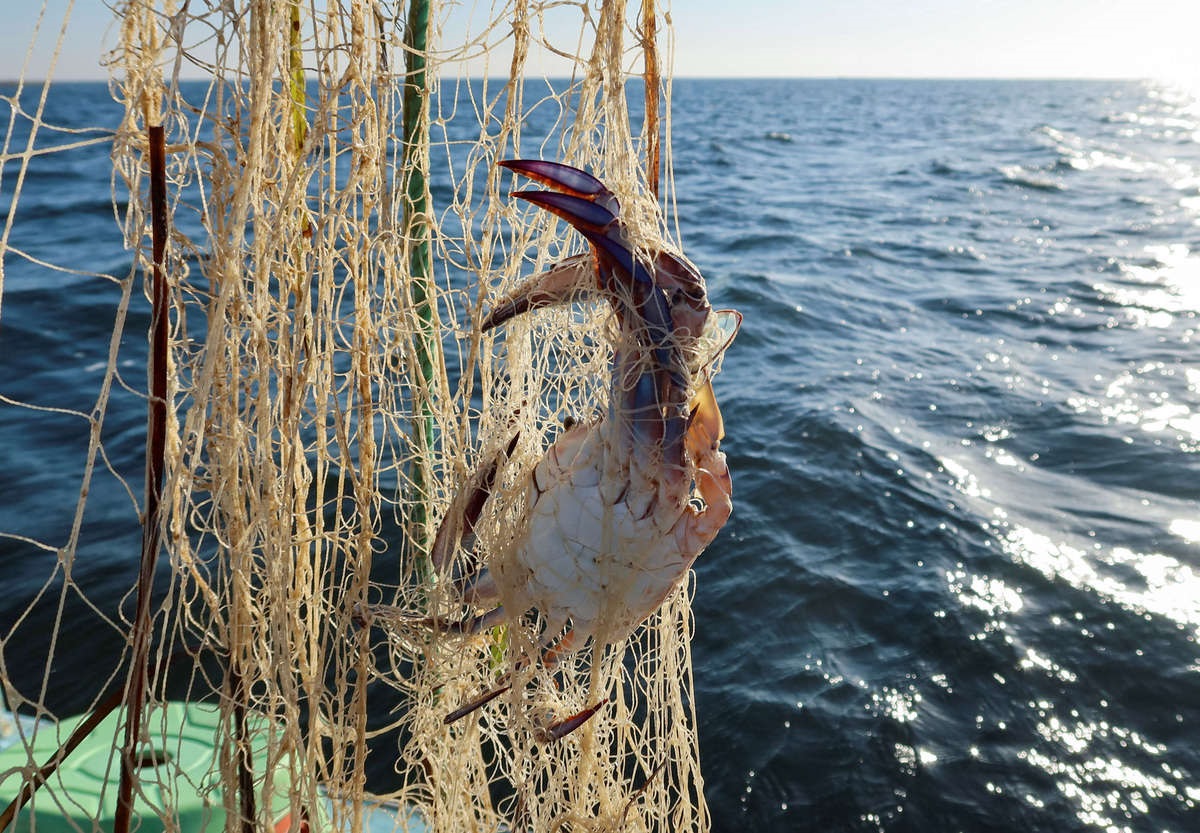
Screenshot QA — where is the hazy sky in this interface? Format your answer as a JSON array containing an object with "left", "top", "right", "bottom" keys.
[{"left": 6, "top": 1, "right": 1200, "bottom": 84}]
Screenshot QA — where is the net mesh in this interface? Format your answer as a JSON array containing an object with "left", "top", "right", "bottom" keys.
[{"left": 2, "top": 1, "right": 710, "bottom": 832}]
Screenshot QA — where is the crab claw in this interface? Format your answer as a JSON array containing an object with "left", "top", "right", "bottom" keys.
[
  {"left": 501, "top": 158, "right": 654, "bottom": 289},
  {"left": 501, "top": 160, "right": 674, "bottom": 343},
  {"left": 513, "top": 189, "right": 615, "bottom": 234},
  {"left": 500, "top": 160, "right": 626, "bottom": 263},
  {"left": 498, "top": 159, "right": 618, "bottom": 214},
  {"left": 481, "top": 161, "right": 638, "bottom": 332},
  {"left": 511, "top": 188, "right": 656, "bottom": 296}
]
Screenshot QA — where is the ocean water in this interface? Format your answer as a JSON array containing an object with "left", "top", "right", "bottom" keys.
[{"left": 4, "top": 78, "right": 1200, "bottom": 832}]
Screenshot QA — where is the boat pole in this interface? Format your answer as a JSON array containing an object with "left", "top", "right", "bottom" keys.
[
  {"left": 113, "top": 111, "right": 169, "bottom": 833},
  {"left": 402, "top": 0, "right": 439, "bottom": 575}
]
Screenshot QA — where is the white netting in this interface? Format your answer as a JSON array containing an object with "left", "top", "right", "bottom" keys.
[{"left": 1, "top": 2, "right": 712, "bottom": 832}]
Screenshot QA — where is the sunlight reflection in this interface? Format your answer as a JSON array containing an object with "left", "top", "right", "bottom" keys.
[
  {"left": 893, "top": 743, "right": 938, "bottom": 775},
  {"left": 1002, "top": 526, "right": 1200, "bottom": 631},
  {"left": 1022, "top": 711, "right": 1194, "bottom": 833},
  {"left": 937, "top": 445, "right": 1200, "bottom": 830},
  {"left": 1066, "top": 361, "right": 1200, "bottom": 451},
  {"left": 1095, "top": 244, "right": 1200, "bottom": 327},
  {"left": 1038, "top": 126, "right": 1151, "bottom": 175},
  {"left": 1022, "top": 747, "right": 1183, "bottom": 830},
  {"left": 870, "top": 684, "right": 921, "bottom": 723},
  {"left": 946, "top": 568, "right": 1023, "bottom": 618},
  {"left": 1169, "top": 518, "right": 1200, "bottom": 543},
  {"left": 1018, "top": 646, "right": 1077, "bottom": 683},
  {"left": 938, "top": 452, "right": 1200, "bottom": 633},
  {"left": 940, "top": 456, "right": 987, "bottom": 498}
]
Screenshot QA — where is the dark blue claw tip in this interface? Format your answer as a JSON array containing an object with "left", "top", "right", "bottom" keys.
[
  {"left": 500, "top": 159, "right": 608, "bottom": 198},
  {"left": 514, "top": 189, "right": 617, "bottom": 233}
]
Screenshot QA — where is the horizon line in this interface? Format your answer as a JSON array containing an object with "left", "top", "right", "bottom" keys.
[{"left": 1, "top": 74, "right": 1158, "bottom": 85}]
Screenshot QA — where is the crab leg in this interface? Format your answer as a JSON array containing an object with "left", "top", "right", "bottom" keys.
[
  {"left": 537, "top": 698, "right": 610, "bottom": 743},
  {"left": 481, "top": 254, "right": 594, "bottom": 332},
  {"left": 444, "top": 682, "right": 513, "bottom": 724},
  {"left": 430, "top": 432, "right": 520, "bottom": 575},
  {"left": 442, "top": 626, "right": 600, "bottom": 738}
]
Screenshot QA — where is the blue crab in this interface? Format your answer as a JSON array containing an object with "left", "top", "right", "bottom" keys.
[{"left": 418, "top": 160, "right": 739, "bottom": 737}]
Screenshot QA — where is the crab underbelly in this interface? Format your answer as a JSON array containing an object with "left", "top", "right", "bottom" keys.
[{"left": 505, "top": 472, "right": 690, "bottom": 645}]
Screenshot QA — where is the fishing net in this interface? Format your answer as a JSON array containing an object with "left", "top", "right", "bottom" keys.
[{"left": 1, "top": 2, "right": 711, "bottom": 832}]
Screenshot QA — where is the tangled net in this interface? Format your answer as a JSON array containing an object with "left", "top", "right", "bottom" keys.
[{"left": 1, "top": 2, "right": 710, "bottom": 832}]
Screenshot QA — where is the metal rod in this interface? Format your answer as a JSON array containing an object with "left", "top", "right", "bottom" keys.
[{"left": 113, "top": 118, "right": 169, "bottom": 833}]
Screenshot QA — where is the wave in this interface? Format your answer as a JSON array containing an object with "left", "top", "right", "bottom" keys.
[{"left": 998, "top": 164, "right": 1065, "bottom": 191}]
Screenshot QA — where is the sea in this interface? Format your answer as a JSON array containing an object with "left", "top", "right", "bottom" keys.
[{"left": 3, "top": 78, "right": 1200, "bottom": 833}]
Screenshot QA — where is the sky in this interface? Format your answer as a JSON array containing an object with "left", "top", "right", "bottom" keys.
[{"left": 5, "top": 1, "right": 1200, "bottom": 86}]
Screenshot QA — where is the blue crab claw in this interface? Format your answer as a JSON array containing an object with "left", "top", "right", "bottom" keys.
[
  {"left": 513, "top": 189, "right": 665, "bottom": 316},
  {"left": 498, "top": 159, "right": 618, "bottom": 214},
  {"left": 500, "top": 160, "right": 682, "bottom": 360},
  {"left": 500, "top": 158, "right": 653, "bottom": 292},
  {"left": 429, "top": 432, "right": 519, "bottom": 574},
  {"left": 507, "top": 178, "right": 657, "bottom": 298},
  {"left": 481, "top": 160, "right": 630, "bottom": 334},
  {"left": 515, "top": 190, "right": 622, "bottom": 243}
]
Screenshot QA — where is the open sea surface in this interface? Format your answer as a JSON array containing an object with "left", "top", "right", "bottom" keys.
[{"left": 4, "top": 78, "right": 1200, "bottom": 832}]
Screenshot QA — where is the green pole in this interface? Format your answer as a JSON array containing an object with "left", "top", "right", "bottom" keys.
[{"left": 402, "top": 0, "right": 438, "bottom": 581}]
